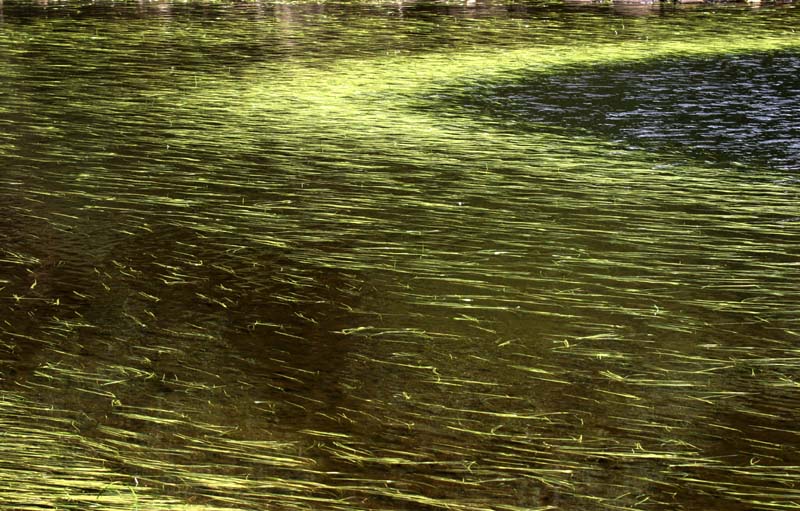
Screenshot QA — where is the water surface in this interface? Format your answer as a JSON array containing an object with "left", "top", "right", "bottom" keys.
[{"left": 1, "top": 1, "right": 799, "bottom": 510}]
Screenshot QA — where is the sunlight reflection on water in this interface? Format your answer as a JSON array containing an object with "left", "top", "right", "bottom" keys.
[{"left": 1, "top": 2, "right": 799, "bottom": 510}]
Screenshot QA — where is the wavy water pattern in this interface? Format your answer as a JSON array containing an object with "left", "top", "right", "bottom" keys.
[{"left": 1, "top": 2, "right": 800, "bottom": 510}]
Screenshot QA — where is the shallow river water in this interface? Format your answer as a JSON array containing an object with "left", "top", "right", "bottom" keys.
[{"left": 1, "top": 1, "right": 800, "bottom": 510}]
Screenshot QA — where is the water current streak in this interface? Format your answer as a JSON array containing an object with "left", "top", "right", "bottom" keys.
[{"left": 1, "top": 2, "right": 799, "bottom": 510}]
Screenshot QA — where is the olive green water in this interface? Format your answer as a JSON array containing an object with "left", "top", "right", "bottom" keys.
[{"left": 1, "top": 1, "right": 800, "bottom": 509}]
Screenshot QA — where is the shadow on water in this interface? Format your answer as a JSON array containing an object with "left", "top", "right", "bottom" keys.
[
  {"left": 436, "top": 49, "right": 800, "bottom": 172},
  {"left": 0, "top": 209, "right": 368, "bottom": 438},
  {"left": 0, "top": 215, "right": 382, "bottom": 510}
]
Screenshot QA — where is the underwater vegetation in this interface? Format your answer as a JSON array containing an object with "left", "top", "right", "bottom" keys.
[{"left": 1, "top": 1, "right": 799, "bottom": 509}]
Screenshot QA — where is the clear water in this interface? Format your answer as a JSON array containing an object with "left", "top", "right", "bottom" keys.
[{"left": 1, "top": 1, "right": 799, "bottom": 510}]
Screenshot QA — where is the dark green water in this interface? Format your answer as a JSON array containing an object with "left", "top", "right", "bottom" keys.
[{"left": 1, "top": 1, "right": 799, "bottom": 510}]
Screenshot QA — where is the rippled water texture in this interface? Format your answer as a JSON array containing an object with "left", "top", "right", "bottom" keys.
[
  {"left": 454, "top": 50, "right": 800, "bottom": 170},
  {"left": 1, "top": 1, "right": 800, "bottom": 510}
]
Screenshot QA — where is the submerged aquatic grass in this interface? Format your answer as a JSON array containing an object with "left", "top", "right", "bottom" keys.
[{"left": 1, "top": 1, "right": 800, "bottom": 510}]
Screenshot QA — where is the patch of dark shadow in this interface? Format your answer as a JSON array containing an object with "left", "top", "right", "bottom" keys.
[
  {"left": 0, "top": 204, "right": 108, "bottom": 384},
  {"left": 3, "top": 222, "right": 371, "bottom": 433},
  {"left": 114, "top": 227, "right": 360, "bottom": 366},
  {"left": 427, "top": 49, "right": 800, "bottom": 172}
]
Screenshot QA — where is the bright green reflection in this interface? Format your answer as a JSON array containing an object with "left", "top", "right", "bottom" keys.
[{"left": 1, "top": 2, "right": 800, "bottom": 511}]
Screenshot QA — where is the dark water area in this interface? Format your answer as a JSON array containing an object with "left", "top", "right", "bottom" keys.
[
  {"left": 451, "top": 50, "right": 800, "bottom": 171},
  {"left": 1, "top": 1, "right": 800, "bottom": 510}
]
